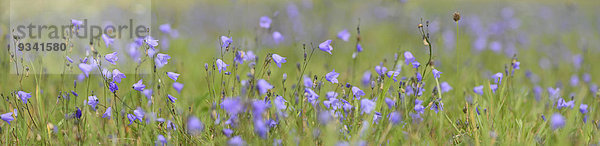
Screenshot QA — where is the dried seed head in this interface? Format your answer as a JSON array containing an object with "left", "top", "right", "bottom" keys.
[{"left": 453, "top": 12, "right": 461, "bottom": 22}]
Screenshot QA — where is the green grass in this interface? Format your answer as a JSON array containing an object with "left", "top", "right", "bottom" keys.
[{"left": 0, "top": 0, "right": 599, "bottom": 145}]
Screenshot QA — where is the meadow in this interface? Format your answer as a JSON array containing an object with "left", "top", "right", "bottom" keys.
[{"left": 0, "top": 0, "right": 599, "bottom": 145}]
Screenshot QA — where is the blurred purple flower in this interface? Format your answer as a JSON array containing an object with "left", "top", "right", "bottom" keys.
[
  {"left": 570, "top": 75, "right": 579, "bottom": 86},
  {"left": 274, "top": 139, "right": 282, "bottom": 146},
  {"left": 356, "top": 43, "right": 363, "bottom": 52},
  {"left": 404, "top": 51, "right": 415, "bottom": 65},
  {"left": 490, "top": 84, "right": 498, "bottom": 93},
  {"left": 155, "top": 53, "right": 171, "bottom": 68},
  {"left": 337, "top": 141, "right": 350, "bottom": 146},
  {"left": 223, "top": 129, "right": 233, "bottom": 137},
  {"left": 142, "top": 89, "right": 152, "bottom": 99},
  {"left": 78, "top": 63, "right": 93, "bottom": 77},
  {"left": 272, "top": 54, "right": 286, "bottom": 68},
  {"left": 273, "top": 31, "right": 284, "bottom": 44},
  {"left": 134, "top": 107, "right": 145, "bottom": 122},
  {"left": 145, "top": 36, "right": 159, "bottom": 49},
  {"left": 301, "top": 77, "right": 312, "bottom": 88},
  {"left": 430, "top": 102, "right": 443, "bottom": 113},
  {"left": 172, "top": 82, "right": 183, "bottom": 93},
  {"left": 533, "top": 86, "right": 542, "bottom": 101},
  {"left": 551, "top": 113, "right": 565, "bottom": 130},
  {"left": 489, "top": 41, "right": 502, "bottom": 53},
  {"left": 443, "top": 30, "right": 455, "bottom": 50},
  {"left": 432, "top": 69, "right": 442, "bottom": 79},
  {"left": 583, "top": 73, "right": 591, "bottom": 83},
  {"left": 259, "top": 16, "right": 272, "bottom": 29},
  {"left": 147, "top": 48, "right": 156, "bottom": 58},
  {"left": 216, "top": 59, "right": 228, "bottom": 73},
  {"left": 274, "top": 95, "right": 287, "bottom": 110},
  {"left": 167, "top": 120, "right": 176, "bottom": 130},
  {"left": 105, "top": 52, "right": 118, "bottom": 65},
  {"left": 414, "top": 99, "right": 425, "bottom": 114},
  {"left": 556, "top": 98, "right": 574, "bottom": 109},
  {"left": 112, "top": 69, "right": 126, "bottom": 83},
  {"left": 389, "top": 112, "right": 402, "bottom": 124},
  {"left": 187, "top": 116, "right": 204, "bottom": 135},
  {"left": 102, "top": 68, "right": 112, "bottom": 79},
  {"left": 441, "top": 82, "right": 452, "bottom": 93},
  {"left": 305, "top": 88, "right": 319, "bottom": 105},
  {"left": 229, "top": 136, "right": 245, "bottom": 146},
  {"left": 71, "top": 90, "right": 78, "bottom": 97},
  {"left": 159, "top": 24, "right": 172, "bottom": 34},
  {"left": 473, "top": 36, "right": 487, "bottom": 52},
  {"left": 127, "top": 114, "right": 136, "bottom": 125},
  {"left": 168, "top": 94, "right": 177, "bottom": 103},
  {"left": 18, "top": 91, "right": 32, "bottom": 104},
  {"left": 101, "top": 34, "right": 114, "bottom": 48},
  {"left": 245, "top": 51, "right": 256, "bottom": 62},
  {"left": 318, "top": 40, "right": 333, "bottom": 54},
  {"left": 590, "top": 83, "right": 598, "bottom": 95},
  {"left": 254, "top": 119, "right": 268, "bottom": 138},
  {"left": 326, "top": 91, "right": 338, "bottom": 99},
  {"left": 352, "top": 86, "right": 365, "bottom": 99},
  {"left": 1, "top": 112, "right": 14, "bottom": 124},
  {"left": 474, "top": 86, "right": 484, "bottom": 95},
  {"left": 75, "top": 107, "right": 81, "bottom": 119},
  {"left": 385, "top": 98, "right": 394, "bottom": 109},
  {"left": 132, "top": 79, "right": 145, "bottom": 91},
  {"left": 103, "top": 107, "right": 112, "bottom": 119},
  {"left": 411, "top": 61, "right": 420, "bottom": 69},
  {"left": 157, "top": 134, "right": 167, "bottom": 145},
  {"left": 252, "top": 100, "right": 269, "bottom": 119},
  {"left": 573, "top": 54, "right": 583, "bottom": 69},
  {"left": 326, "top": 70, "right": 339, "bottom": 84},
  {"left": 319, "top": 111, "right": 331, "bottom": 124},
  {"left": 166, "top": 72, "right": 180, "bottom": 81},
  {"left": 513, "top": 62, "right": 520, "bottom": 70},
  {"left": 222, "top": 97, "right": 243, "bottom": 116},
  {"left": 257, "top": 79, "right": 273, "bottom": 95},
  {"left": 66, "top": 56, "right": 74, "bottom": 63},
  {"left": 81, "top": 57, "right": 88, "bottom": 63},
  {"left": 373, "top": 112, "right": 382, "bottom": 124},
  {"left": 387, "top": 71, "right": 399, "bottom": 82},
  {"left": 234, "top": 51, "right": 244, "bottom": 64},
  {"left": 71, "top": 19, "right": 83, "bottom": 29},
  {"left": 323, "top": 97, "right": 339, "bottom": 110},
  {"left": 360, "top": 98, "right": 375, "bottom": 114},
  {"left": 342, "top": 99, "right": 354, "bottom": 112},
  {"left": 109, "top": 82, "right": 118, "bottom": 92},
  {"left": 580, "top": 104, "right": 588, "bottom": 114},
  {"left": 221, "top": 36, "right": 233, "bottom": 48},
  {"left": 375, "top": 64, "right": 387, "bottom": 76},
  {"left": 337, "top": 29, "right": 350, "bottom": 42},
  {"left": 547, "top": 87, "right": 560, "bottom": 100},
  {"left": 361, "top": 71, "right": 371, "bottom": 86},
  {"left": 159, "top": 24, "right": 178, "bottom": 38},
  {"left": 410, "top": 112, "right": 423, "bottom": 123}
]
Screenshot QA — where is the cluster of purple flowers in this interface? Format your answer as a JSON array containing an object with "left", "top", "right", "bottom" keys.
[{"left": 4, "top": 6, "right": 599, "bottom": 145}]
